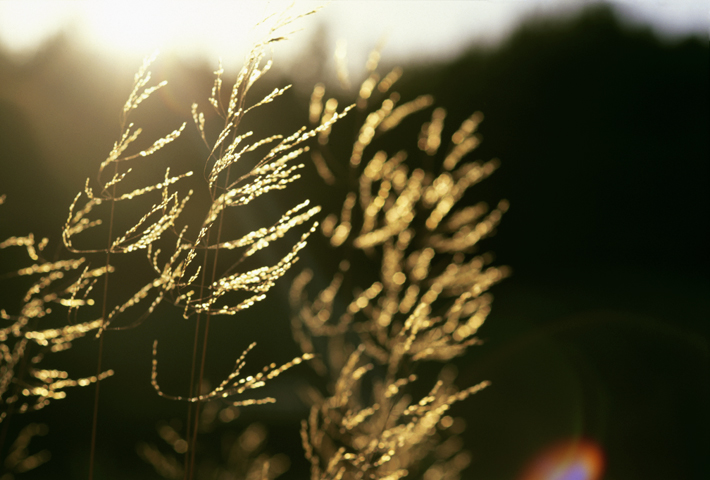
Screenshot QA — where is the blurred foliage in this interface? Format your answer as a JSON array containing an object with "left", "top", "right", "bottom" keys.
[{"left": 0, "top": 4, "right": 707, "bottom": 480}]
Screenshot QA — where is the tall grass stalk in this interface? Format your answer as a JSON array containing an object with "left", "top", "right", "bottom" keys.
[
  {"left": 1, "top": 5, "right": 506, "bottom": 479},
  {"left": 286, "top": 44, "right": 508, "bottom": 480}
]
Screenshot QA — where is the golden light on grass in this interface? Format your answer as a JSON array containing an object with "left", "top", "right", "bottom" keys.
[{"left": 1, "top": 3, "right": 515, "bottom": 478}]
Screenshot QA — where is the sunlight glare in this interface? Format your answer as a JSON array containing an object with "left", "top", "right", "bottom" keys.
[
  {"left": 0, "top": 1, "right": 296, "bottom": 64},
  {"left": 519, "top": 439, "right": 604, "bottom": 480},
  {"left": 0, "top": 1, "right": 77, "bottom": 54},
  {"left": 82, "top": 1, "right": 186, "bottom": 55},
  {"left": 0, "top": 1, "right": 705, "bottom": 69},
  {"left": 78, "top": 1, "right": 265, "bottom": 62}
]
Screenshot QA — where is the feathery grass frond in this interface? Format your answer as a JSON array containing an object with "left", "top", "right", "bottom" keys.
[
  {"left": 151, "top": 340, "right": 313, "bottom": 405},
  {"left": 138, "top": 420, "right": 290, "bottom": 480},
  {"left": 291, "top": 43, "right": 508, "bottom": 480},
  {"left": 0, "top": 216, "right": 112, "bottom": 421},
  {"left": 3, "top": 5, "right": 507, "bottom": 479}
]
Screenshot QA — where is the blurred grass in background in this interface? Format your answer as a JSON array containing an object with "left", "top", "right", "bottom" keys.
[{"left": 0, "top": 4, "right": 707, "bottom": 479}]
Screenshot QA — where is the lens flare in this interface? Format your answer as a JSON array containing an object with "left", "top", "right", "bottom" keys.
[{"left": 519, "top": 439, "right": 604, "bottom": 480}]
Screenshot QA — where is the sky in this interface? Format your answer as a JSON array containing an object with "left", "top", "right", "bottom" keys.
[{"left": 0, "top": 0, "right": 707, "bottom": 70}]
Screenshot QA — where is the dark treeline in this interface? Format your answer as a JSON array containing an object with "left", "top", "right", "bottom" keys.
[{"left": 0, "top": 4, "right": 707, "bottom": 479}]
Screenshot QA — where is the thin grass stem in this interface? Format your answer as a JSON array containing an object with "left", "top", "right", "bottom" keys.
[{"left": 88, "top": 163, "right": 118, "bottom": 480}]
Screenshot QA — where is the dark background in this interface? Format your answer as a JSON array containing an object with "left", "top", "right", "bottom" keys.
[{"left": 0, "top": 5, "right": 707, "bottom": 480}]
